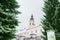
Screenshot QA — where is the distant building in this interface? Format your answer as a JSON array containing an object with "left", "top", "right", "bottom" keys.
[{"left": 16, "top": 14, "right": 44, "bottom": 40}]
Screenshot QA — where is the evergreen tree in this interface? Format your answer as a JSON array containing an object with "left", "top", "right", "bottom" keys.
[
  {"left": 55, "top": 2, "right": 60, "bottom": 40},
  {"left": 0, "top": 0, "right": 20, "bottom": 40},
  {"left": 42, "top": 0, "right": 60, "bottom": 40}
]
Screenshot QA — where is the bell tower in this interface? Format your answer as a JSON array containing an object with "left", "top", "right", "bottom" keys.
[
  {"left": 30, "top": 14, "right": 35, "bottom": 25},
  {"left": 29, "top": 14, "right": 35, "bottom": 28}
]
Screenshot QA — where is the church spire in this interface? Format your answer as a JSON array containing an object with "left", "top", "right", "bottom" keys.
[
  {"left": 30, "top": 14, "right": 34, "bottom": 20},
  {"left": 30, "top": 14, "right": 35, "bottom": 25}
]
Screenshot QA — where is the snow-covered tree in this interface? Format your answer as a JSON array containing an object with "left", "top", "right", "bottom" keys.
[
  {"left": 0, "top": 0, "right": 20, "bottom": 40},
  {"left": 42, "top": 0, "right": 60, "bottom": 40}
]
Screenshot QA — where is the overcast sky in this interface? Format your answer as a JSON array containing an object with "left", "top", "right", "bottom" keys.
[{"left": 16, "top": 0, "right": 44, "bottom": 33}]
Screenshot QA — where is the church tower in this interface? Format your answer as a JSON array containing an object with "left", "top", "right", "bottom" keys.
[{"left": 29, "top": 14, "right": 35, "bottom": 28}]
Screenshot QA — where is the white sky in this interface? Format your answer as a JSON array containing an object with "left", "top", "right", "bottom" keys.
[{"left": 16, "top": 0, "right": 44, "bottom": 32}]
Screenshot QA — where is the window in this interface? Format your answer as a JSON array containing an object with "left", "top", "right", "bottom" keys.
[{"left": 35, "top": 30, "right": 37, "bottom": 33}]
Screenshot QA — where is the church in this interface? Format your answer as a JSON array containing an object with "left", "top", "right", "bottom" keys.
[{"left": 16, "top": 14, "right": 44, "bottom": 40}]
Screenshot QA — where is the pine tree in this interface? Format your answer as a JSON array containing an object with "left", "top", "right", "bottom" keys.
[
  {"left": 55, "top": 2, "right": 60, "bottom": 40},
  {"left": 42, "top": 0, "right": 60, "bottom": 40},
  {"left": 0, "top": 0, "right": 20, "bottom": 40}
]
